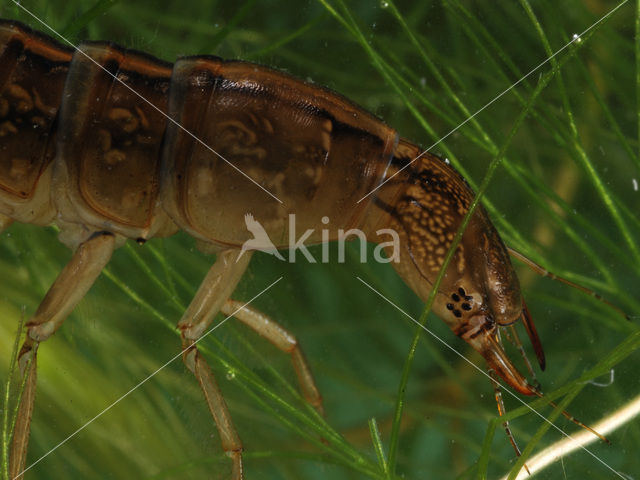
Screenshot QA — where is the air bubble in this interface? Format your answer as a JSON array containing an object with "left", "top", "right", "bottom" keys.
[
  {"left": 633, "top": 178, "right": 638, "bottom": 191},
  {"left": 381, "top": 1, "right": 389, "bottom": 8}
]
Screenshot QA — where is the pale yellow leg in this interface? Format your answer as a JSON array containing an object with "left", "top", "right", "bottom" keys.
[
  {"left": 10, "top": 231, "right": 116, "bottom": 480},
  {"left": 0, "top": 213, "right": 13, "bottom": 233},
  {"left": 8, "top": 351, "right": 36, "bottom": 480},
  {"left": 221, "top": 300, "right": 323, "bottom": 415},
  {"left": 178, "top": 249, "right": 252, "bottom": 480}
]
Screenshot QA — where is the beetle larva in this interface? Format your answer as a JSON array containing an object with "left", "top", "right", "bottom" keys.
[{"left": 1, "top": 5, "right": 635, "bottom": 479}]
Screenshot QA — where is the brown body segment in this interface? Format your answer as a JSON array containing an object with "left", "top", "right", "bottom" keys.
[
  {"left": 161, "top": 56, "right": 398, "bottom": 248},
  {"left": 0, "top": 21, "right": 71, "bottom": 225},
  {"left": 52, "top": 42, "right": 176, "bottom": 240}
]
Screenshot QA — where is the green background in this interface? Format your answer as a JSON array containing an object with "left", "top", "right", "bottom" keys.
[{"left": 1, "top": 1, "right": 639, "bottom": 479}]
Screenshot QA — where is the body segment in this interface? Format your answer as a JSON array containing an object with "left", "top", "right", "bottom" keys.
[
  {"left": 161, "top": 55, "right": 397, "bottom": 246},
  {"left": 0, "top": 23, "right": 70, "bottom": 226}
]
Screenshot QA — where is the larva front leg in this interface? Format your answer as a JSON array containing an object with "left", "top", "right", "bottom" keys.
[
  {"left": 10, "top": 231, "right": 116, "bottom": 479},
  {"left": 176, "top": 248, "right": 326, "bottom": 479},
  {"left": 177, "top": 249, "right": 253, "bottom": 480}
]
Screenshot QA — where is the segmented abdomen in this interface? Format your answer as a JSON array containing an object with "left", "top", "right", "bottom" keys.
[{"left": 0, "top": 20, "right": 398, "bottom": 247}]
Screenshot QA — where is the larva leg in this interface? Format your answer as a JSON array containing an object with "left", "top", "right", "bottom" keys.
[
  {"left": 221, "top": 300, "right": 323, "bottom": 415},
  {"left": 10, "top": 231, "right": 116, "bottom": 480},
  {"left": 0, "top": 213, "right": 12, "bottom": 232},
  {"left": 488, "top": 369, "right": 531, "bottom": 475},
  {"left": 177, "top": 249, "right": 252, "bottom": 480}
]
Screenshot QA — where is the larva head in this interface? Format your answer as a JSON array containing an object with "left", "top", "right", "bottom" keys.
[{"left": 368, "top": 139, "right": 544, "bottom": 395}]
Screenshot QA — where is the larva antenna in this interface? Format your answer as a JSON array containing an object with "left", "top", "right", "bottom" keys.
[{"left": 507, "top": 247, "right": 632, "bottom": 321}]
